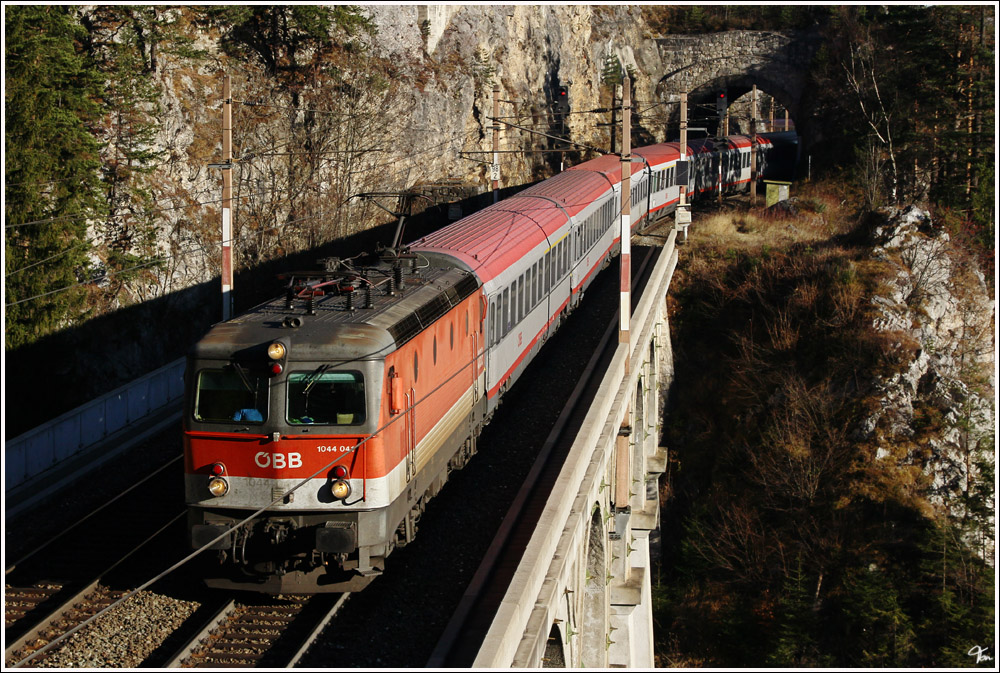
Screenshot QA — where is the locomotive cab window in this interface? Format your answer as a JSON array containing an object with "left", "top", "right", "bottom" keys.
[
  {"left": 194, "top": 367, "right": 268, "bottom": 424},
  {"left": 287, "top": 369, "right": 365, "bottom": 426}
]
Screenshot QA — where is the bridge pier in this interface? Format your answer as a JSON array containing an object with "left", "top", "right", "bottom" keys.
[{"left": 609, "top": 529, "right": 655, "bottom": 667}]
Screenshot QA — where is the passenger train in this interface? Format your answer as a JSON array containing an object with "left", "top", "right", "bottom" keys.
[{"left": 183, "top": 132, "right": 794, "bottom": 592}]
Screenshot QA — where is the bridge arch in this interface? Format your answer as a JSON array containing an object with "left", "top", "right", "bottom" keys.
[
  {"left": 580, "top": 506, "right": 608, "bottom": 667},
  {"left": 543, "top": 622, "right": 566, "bottom": 667}
]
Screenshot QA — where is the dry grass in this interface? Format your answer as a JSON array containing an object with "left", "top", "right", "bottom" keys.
[{"left": 688, "top": 182, "right": 854, "bottom": 252}]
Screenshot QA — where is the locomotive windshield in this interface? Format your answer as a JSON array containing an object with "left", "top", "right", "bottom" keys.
[
  {"left": 287, "top": 369, "right": 366, "bottom": 426},
  {"left": 194, "top": 366, "right": 269, "bottom": 424}
]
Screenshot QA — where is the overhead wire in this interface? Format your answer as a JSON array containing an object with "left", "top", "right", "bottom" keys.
[
  {"left": 5, "top": 189, "right": 287, "bottom": 231},
  {"left": 3, "top": 189, "right": 365, "bottom": 307},
  {"left": 10, "top": 336, "right": 487, "bottom": 668}
]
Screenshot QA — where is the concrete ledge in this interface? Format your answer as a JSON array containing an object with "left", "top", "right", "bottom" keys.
[
  {"left": 4, "top": 401, "right": 181, "bottom": 523},
  {"left": 478, "top": 238, "right": 678, "bottom": 667},
  {"left": 611, "top": 567, "right": 646, "bottom": 606}
]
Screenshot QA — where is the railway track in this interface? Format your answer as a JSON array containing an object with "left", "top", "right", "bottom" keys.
[
  {"left": 5, "top": 583, "right": 132, "bottom": 668},
  {"left": 4, "top": 455, "right": 186, "bottom": 668},
  {"left": 294, "top": 247, "right": 659, "bottom": 667},
  {"left": 164, "top": 593, "right": 349, "bottom": 668},
  {"left": 427, "top": 244, "right": 661, "bottom": 666}
]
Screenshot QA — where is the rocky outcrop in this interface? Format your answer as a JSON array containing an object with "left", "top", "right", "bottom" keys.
[
  {"left": 123, "top": 5, "right": 669, "bottom": 293},
  {"left": 864, "top": 206, "right": 994, "bottom": 524}
]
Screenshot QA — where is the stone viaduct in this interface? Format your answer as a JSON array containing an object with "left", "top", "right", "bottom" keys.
[{"left": 649, "top": 29, "right": 821, "bottom": 136}]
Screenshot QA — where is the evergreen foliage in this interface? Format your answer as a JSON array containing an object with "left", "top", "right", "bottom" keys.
[
  {"left": 807, "top": 6, "right": 994, "bottom": 271},
  {"left": 197, "top": 5, "right": 375, "bottom": 80},
  {"left": 81, "top": 6, "right": 172, "bottom": 308},
  {"left": 4, "top": 5, "right": 105, "bottom": 348}
]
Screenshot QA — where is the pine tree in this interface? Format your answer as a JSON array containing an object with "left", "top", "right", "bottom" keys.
[
  {"left": 4, "top": 5, "right": 105, "bottom": 348},
  {"left": 768, "top": 556, "right": 831, "bottom": 666},
  {"left": 834, "top": 565, "right": 917, "bottom": 666},
  {"left": 80, "top": 6, "right": 170, "bottom": 308}
]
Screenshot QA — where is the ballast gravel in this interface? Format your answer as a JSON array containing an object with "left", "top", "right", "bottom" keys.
[{"left": 27, "top": 590, "right": 200, "bottom": 668}]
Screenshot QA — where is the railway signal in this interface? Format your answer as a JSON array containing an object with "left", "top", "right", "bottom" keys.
[
  {"left": 716, "top": 91, "right": 728, "bottom": 121},
  {"left": 555, "top": 85, "right": 569, "bottom": 117}
]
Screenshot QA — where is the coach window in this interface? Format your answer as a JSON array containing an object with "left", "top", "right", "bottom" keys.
[
  {"left": 286, "top": 370, "right": 365, "bottom": 426},
  {"left": 528, "top": 263, "right": 534, "bottom": 307},
  {"left": 502, "top": 287, "right": 510, "bottom": 335},
  {"left": 512, "top": 277, "right": 518, "bottom": 324},
  {"left": 515, "top": 276, "right": 521, "bottom": 323},
  {"left": 194, "top": 367, "right": 268, "bottom": 424},
  {"left": 532, "top": 263, "right": 538, "bottom": 306}
]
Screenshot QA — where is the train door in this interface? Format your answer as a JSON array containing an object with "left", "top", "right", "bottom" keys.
[
  {"left": 485, "top": 293, "right": 497, "bottom": 407},
  {"left": 474, "top": 296, "right": 486, "bottom": 406},
  {"left": 403, "top": 386, "right": 416, "bottom": 482}
]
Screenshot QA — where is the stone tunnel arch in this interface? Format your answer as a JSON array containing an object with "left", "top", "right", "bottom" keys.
[
  {"left": 657, "top": 72, "right": 801, "bottom": 138},
  {"left": 649, "top": 30, "right": 819, "bottom": 139}
]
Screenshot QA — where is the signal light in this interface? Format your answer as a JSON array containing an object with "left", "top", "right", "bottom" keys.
[
  {"left": 270, "top": 362, "right": 283, "bottom": 375},
  {"left": 333, "top": 465, "right": 349, "bottom": 479},
  {"left": 716, "top": 91, "right": 728, "bottom": 118},
  {"left": 555, "top": 85, "right": 570, "bottom": 116},
  {"left": 211, "top": 462, "right": 226, "bottom": 476}
]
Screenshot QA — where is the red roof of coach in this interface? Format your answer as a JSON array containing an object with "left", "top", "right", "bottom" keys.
[{"left": 410, "top": 194, "right": 570, "bottom": 283}]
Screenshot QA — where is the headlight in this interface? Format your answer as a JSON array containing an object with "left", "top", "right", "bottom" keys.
[
  {"left": 208, "top": 476, "right": 229, "bottom": 497},
  {"left": 331, "top": 479, "right": 351, "bottom": 500},
  {"left": 267, "top": 342, "right": 286, "bottom": 360}
]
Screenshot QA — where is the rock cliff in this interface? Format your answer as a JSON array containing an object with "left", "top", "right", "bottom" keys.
[
  {"left": 864, "top": 206, "right": 994, "bottom": 532},
  {"left": 131, "top": 5, "right": 668, "bottom": 291}
]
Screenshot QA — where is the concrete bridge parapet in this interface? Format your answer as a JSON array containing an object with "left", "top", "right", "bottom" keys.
[{"left": 474, "top": 231, "right": 680, "bottom": 668}]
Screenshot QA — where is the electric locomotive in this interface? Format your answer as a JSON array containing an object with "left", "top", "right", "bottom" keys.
[{"left": 184, "top": 254, "right": 487, "bottom": 592}]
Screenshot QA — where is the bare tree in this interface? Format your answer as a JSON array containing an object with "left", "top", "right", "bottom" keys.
[
  {"left": 228, "top": 52, "right": 410, "bottom": 267},
  {"left": 843, "top": 36, "right": 899, "bottom": 204}
]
